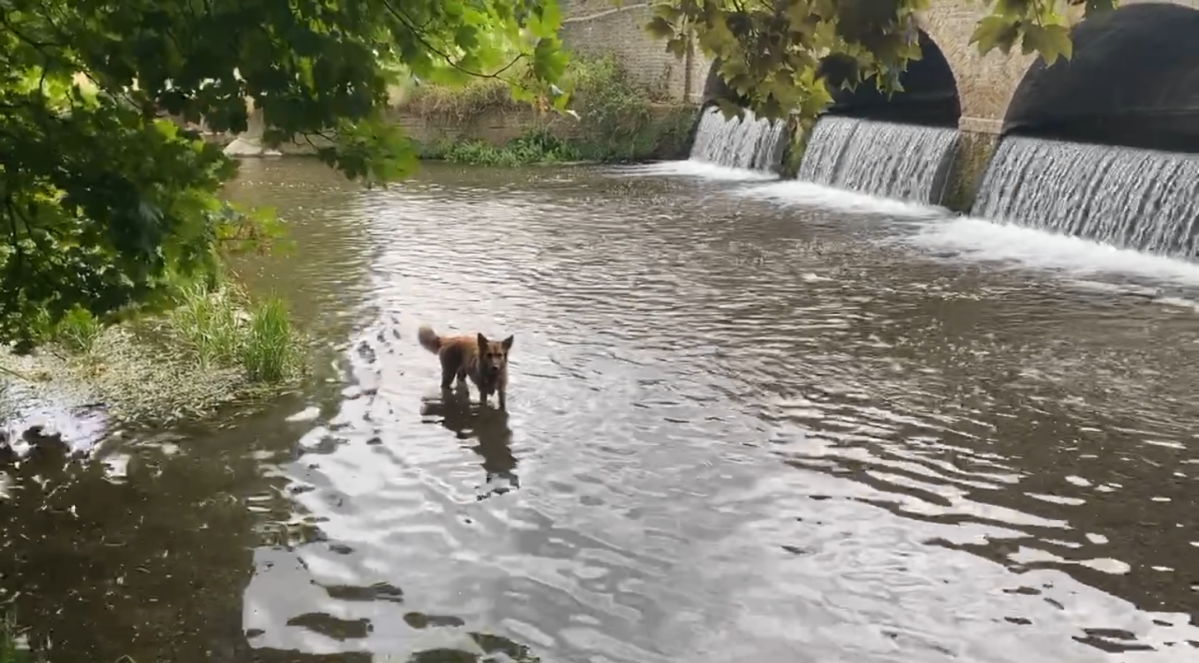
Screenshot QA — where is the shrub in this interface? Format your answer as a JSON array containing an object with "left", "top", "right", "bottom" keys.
[
  {"left": 238, "top": 296, "right": 301, "bottom": 383},
  {"left": 168, "top": 281, "right": 302, "bottom": 383},
  {"left": 403, "top": 76, "right": 521, "bottom": 123},
  {"left": 169, "top": 282, "right": 243, "bottom": 369},
  {"left": 402, "top": 54, "right": 697, "bottom": 164},
  {"left": 417, "top": 129, "right": 580, "bottom": 166},
  {"left": 51, "top": 306, "right": 103, "bottom": 354}
]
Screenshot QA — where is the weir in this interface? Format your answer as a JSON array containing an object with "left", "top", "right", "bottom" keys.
[
  {"left": 796, "top": 116, "right": 960, "bottom": 206},
  {"left": 688, "top": 106, "right": 788, "bottom": 172},
  {"left": 972, "top": 137, "right": 1199, "bottom": 258}
]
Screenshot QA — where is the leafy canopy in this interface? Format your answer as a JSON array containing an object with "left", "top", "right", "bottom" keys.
[
  {"left": 649, "top": 0, "right": 1118, "bottom": 126},
  {"left": 0, "top": 0, "right": 568, "bottom": 349}
]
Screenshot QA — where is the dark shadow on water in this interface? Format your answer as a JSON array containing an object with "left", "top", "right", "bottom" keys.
[
  {"left": 0, "top": 428, "right": 255, "bottom": 662},
  {"left": 420, "top": 388, "right": 520, "bottom": 500},
  {"left": 0, "top": 403, "right": 363, "bottom": 663},
  {"left": 407, "top": 632, "right": 543, "bottom": 662}
]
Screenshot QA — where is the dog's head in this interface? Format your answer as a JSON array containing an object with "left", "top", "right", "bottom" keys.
[{"left": 477, "top": 333, "right": 513, "bottom": 377}]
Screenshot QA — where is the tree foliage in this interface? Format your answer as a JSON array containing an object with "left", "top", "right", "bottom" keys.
[
  {"left": 650, "top": 0, "right": 1118, "bottom": 127},
  {"left": 0, "top": 0, "right": 568, "bottom": 349}
]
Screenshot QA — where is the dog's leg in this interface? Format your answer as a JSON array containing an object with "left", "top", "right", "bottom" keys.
[
  {"left": 439, "top": 348, "right": 460, "bottom": 392},
  {"left": 497, "top": 387, "right": 506, "bottom": 411}
]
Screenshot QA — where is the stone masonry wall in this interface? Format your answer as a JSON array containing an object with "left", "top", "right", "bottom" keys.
[
  {"left": 560, "top": 1, "right": 708, "bottom": 103},
  {"left": 391, "top": 107, "right": 579, "bottom": 146},
  {"left": 922, "top": 0, "right": 1199, "bottom": 133},
  {"left": 389, "top": 104, "right": 689, "bottom": 147},
  {"left": 920, "top": 1, "right": 1037, "bottom": 134}
]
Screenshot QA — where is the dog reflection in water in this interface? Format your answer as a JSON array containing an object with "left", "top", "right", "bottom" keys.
[{"left": 420, "top": 387, "right": 519, "bottom": 500}]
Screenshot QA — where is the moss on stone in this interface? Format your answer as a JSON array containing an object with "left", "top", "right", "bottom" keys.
[{"left": 944, "top": 130, "right": 999, "bottom": 213}]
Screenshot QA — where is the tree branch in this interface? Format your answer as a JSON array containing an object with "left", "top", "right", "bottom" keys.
[{"left": 377, "top": 0, "right": 526, "bottom": 80}]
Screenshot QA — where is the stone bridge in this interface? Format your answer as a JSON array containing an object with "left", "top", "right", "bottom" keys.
[{"left": 561, "top": 0, "right": 1199, "bottom": 147}]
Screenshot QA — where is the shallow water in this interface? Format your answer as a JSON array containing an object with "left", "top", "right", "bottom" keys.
[{"left": 2, "top": 158, "right": 1199, "bottom": 662}]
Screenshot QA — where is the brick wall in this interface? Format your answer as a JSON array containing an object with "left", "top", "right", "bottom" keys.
[
  {"left": 924, "top": 0, "right": 1197, "bottom": 131},
  {"left": 920, "top": 0, "right": 1036, "bottom": 133},
  {"left": 390, "top": 107, "right": 580, "bottom": 145},
  {"left": 560, "top": 1, "right": 708, "bottom": 103},
  {"left": 392, "top": 104, "right": 691, "bottom": 146}
]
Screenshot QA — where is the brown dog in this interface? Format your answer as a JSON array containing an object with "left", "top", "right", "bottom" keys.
[{"left": 418, "top": 325, "right": 513, "bottom": 409}]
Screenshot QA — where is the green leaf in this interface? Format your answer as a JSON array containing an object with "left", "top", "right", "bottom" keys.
[
  {"left": 714, "top": 98, "right": 744, "bottom": 121},
  {"left": 994, "top": 0, "right": 1029, "bottom": 18},
  {"left": 799, "top": 79, "right": 833, "bottom": 118},
  {"left": 653, "top": 4, "right": 684, "bottom": 23},
  {"left": 1021, "top": 23, "right": 1073, "bottom": 64},
  {"left": 646, "top": 16, "right": 676, "bottom": 40},
  {"left": 0, "top": 0, "right": 569, "bottom": 347},
  {"left": 665, "top": 36, "right": 689, "bottom": 58},
  {"left": 969, "top": 15, "right": 1021, "bottom": 56}
]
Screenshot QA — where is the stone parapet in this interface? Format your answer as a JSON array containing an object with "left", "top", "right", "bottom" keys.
[{"left": 959, "top": 117, "right": 1003, "bottom": 135}]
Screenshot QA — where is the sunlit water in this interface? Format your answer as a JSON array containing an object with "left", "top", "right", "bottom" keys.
[{"left": 3, "top": 159, "right": 1199, "bottom": 662}]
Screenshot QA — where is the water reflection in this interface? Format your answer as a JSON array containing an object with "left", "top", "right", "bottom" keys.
[
  {"left": 4, "top": 160, "right": 1199, "bottom": 662},
  {"left": 0, "top": 427, "right": 256, "bottom": 663},
  {"left": 421, "top": 388, "right": 520, "bottom": 501}
]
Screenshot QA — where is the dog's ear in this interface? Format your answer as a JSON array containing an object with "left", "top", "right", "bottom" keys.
[
  {"left": 477, "top": 333, "right": 489, "bottom": 348},
  {"left": 501, "top": 335, "right": 514, "bottom": 351}
]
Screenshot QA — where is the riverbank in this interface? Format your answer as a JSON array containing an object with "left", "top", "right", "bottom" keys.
[
  {"left": 399, "top": 55, "right": 697, "bottom": 165},
  {"left": 215, "top": 55, "right": 699, "bottom": 165},
  {"left": 0, "top": 281, "right": 306, "bottom": 434}
]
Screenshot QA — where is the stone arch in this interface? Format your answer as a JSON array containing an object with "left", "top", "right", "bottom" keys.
[
  {"left": 1003, "top": 2, "right": 1199, "bottom": 153},
  {"left": 700, "top": 59, "right": 745, "bottom": 106},
  {"left": 918, "top": 1, "right": 1039, "bottom": 133},
  {"left": 700, "top": 30, "right": 960, "bottom": 126},
  {"left": 822, "top": 30, "right": 961, "bottom": 127}
]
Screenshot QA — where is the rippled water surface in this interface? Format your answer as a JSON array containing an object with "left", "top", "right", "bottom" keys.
[{"left": 3, "top": 158, "right": 1199, "bottom": 662}]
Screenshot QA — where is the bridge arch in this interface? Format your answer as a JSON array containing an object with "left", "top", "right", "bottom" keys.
[
  {"left": 1003, "top": 2, "right": 1199, "bottom": 152},
  {"left": 822, "top": 30, "right": 960, "bottom": 127},
  {"left": 700, "top": 30, "right": 960, "bottom": 127}
]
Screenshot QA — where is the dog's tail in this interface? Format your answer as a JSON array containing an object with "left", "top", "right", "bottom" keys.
[{"left": 417, "top": 325, "right": 442, "bottom": 354}]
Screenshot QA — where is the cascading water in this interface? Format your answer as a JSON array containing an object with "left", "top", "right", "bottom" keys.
[
  {"left": 688, "top": 106, "right": 788, "bottom": 172},
  {"left": 971, "top": 136, "right": 1199, "bottom": 258},
  {"left": 796, "top": 116, "right": 960, "bottom": 205}
]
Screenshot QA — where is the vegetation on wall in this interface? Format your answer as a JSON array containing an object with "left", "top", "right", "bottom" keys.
[
  {"left": 403, "top": 54, "right": 697, "bottom": 164},
  {"left": 416, "top": 129, "right": 582, "bottom": 166},
  {"left": 649, "top": 0, "right": 1116, "bottom": 144}
]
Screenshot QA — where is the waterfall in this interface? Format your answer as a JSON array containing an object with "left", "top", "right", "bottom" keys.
[
  {"left": 796, "top": 116, "right": 960, "bottom": 205},
  {"left": 688, "top": 106, "right": 788, "bottom": 172},
  {"left": 972, "top": 136, "right": 1199, "bottom": 258}
]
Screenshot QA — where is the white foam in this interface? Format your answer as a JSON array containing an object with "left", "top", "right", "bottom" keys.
[
  {"left": 907, "top": 216, "right": 1199, "bottom": 288},
  {"left": 727, "top": 177, "right": 1199, "bottom": 293},
  {"left": 739, "top": 180, "right": 945, "bottom": 220},
  {"left": 616, "top": 160, "right": 778, "bottom": 182}
]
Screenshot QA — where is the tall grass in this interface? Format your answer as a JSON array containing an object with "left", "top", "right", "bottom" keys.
[
  {"left": 168, "top": 283, "right": 243, "bottom": 368},
  {"left": 238, "top": 296, "right": 299, "bottom": 382},
  {"left": 169, "top": 282, "right": 302, "bottom": 384},
  {"left": 50, "top": 306, "right": 103, "bottom": 354}
]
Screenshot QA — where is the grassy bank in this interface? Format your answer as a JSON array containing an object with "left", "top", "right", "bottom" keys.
[
  {"left": 0, "top": 277, "right": 306, "bottom": 427},
  {"left": 402, "top": 55, "right": 697, "bottom": 165}
]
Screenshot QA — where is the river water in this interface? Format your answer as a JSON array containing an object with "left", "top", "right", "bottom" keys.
[{"left": 2, "top": 158, "right": 1199, "bottom": 662}]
